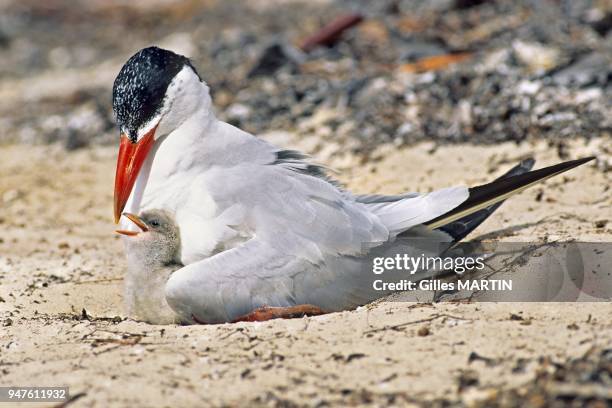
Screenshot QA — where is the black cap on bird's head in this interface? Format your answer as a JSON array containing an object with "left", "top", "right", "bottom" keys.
[
  {"left": 112, "top": 46, "right": 200, "bottom": 142},
  {"left": 112, "top": 47, "right": 203, "bottom": 224}
]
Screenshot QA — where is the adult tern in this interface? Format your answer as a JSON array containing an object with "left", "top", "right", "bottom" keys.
[{"left": 112, "top": 47, "right": 593, "bottom": 324}]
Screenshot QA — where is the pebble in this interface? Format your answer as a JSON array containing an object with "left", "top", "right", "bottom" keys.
[
  {"left": 594, "top": 220, "right": 608, "bottom": 229},
  {"left": 512, "top": 41, "right": 562, "bottom": 74},
  {"left": 417, "top": 326, "right": 430, "bottom": 336},
  {"left": 2, "top": 189, "right": 21, "bottom": 204}
]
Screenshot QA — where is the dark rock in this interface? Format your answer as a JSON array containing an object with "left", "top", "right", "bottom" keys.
[
  {"left": 595, "top": 220, "right": 608, "bottom": 229},
  {"left": 553, "top": 53, "right": 612, "bottom": 87},
  {"left": 64, "top": 129, "right": 90, "bottom": 150},
  {"left": 248, "top": 42, "right": 299, "bottom": 78},
  {"left": 588, "top": 11, "right": 612, "bottom": 36},
  {"left": 457, "top": 369, "right": 479, "bottom": 391},
  {"left": 454, "top": 0, "right": 488, "bottom": 9},
  {"left": 0, "top": 27, "right": 10, "bottom": 48}
]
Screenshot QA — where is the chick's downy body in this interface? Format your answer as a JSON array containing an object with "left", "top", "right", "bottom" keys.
[{"left": 122, "top": 210, "right": 182, "bottom": 324}]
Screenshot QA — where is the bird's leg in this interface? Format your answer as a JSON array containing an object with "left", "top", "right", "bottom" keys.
[{"left": 232, "top": 305, "right": 326, "bottom": 322}]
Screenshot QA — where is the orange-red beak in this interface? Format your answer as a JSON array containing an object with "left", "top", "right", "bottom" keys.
[{"left": 113, "top": 127, "right": 157, "bottom": 223}]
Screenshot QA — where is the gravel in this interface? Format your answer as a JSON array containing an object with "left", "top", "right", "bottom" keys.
[{"left": 0, "top": 0, "right": 609, "bottom": 152}]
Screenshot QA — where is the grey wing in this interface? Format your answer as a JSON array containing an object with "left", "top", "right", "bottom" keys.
[
  {"left": 164, "top": 237, "right": 371, "bottom": 323},
  {"left": 168, "top": 145, "right": 470, "bottom": 323},
  {"left": 165, "top": 230, "right": 463, "bottom": 324},
  {"left": 165, "top": 177, "right": 469, "bottom": 324}
]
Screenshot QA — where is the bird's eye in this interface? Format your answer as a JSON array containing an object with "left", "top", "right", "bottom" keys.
[{"left": 149, "top": 219, "right": 160, "bottom": 227}]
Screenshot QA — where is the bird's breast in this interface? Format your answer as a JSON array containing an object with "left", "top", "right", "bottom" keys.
[{"left": 140, "top": 173, "right": 247, "bottom": 265}]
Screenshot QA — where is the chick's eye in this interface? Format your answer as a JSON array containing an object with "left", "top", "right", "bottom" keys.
[{"left": 149, "top": 219, "right": 160, "bottom": 227}]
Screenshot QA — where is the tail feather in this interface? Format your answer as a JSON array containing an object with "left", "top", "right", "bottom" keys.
[
  {"left": 425, "top": 156, "right": 595, "bottom": 233},
  {"left": 373, "top": 186, "right": 469, "bottom": 234}
]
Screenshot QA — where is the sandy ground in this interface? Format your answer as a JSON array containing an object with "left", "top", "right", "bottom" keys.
[{"left": 0, "top": 136, "right": 611, "bottom": 407}]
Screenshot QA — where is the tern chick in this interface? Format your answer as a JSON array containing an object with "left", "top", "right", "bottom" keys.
[{"left": 116, "top": 210, "right": 182, "bottom": 324}]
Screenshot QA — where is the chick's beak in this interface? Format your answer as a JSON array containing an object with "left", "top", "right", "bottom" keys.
[
  {"left": 115, "top": 213, "right": 149, "bottom": 236},
  {"left": 113, "top": 126, "right": 157, "bottom": 223}
]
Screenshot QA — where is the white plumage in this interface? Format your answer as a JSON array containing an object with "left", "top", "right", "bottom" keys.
[{"left": 113, "top": 48, "right": 592, "bottom": 324}]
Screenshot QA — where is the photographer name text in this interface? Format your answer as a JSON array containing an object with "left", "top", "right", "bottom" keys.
[{"left": 372, "top": 279, "right": 513, "bottom": 291}]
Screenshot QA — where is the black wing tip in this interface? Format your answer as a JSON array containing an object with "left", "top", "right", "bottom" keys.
[
  {"left": 426, "top": 156, "right": 596, "bottom": 236},
  {"left": 511, "top": 155, "right": 593, "bottom": 173},
  {"left": 528, "top": 155, "right": 594, "bottom": 175},
  {"left": 574, "top": 156, "right": 596, "bottom": 165},
  {"left": 568, "top": 156, "right": 596, "bottom": 164},
  {"left": 552, "top": 156, "right": 596, "bottom": 172}
]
